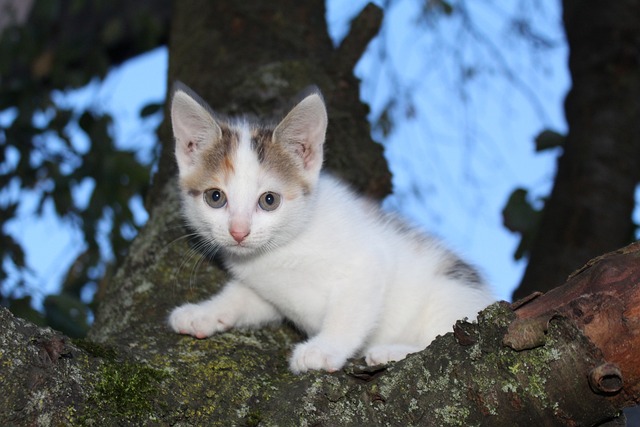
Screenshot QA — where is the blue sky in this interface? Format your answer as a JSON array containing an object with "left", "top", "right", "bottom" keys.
[
  {"left": 4, "top": 0, "right": 638, "bottom": 307},
  {"left": 3, "top": 48, "right": 166, "bottom": 305}
]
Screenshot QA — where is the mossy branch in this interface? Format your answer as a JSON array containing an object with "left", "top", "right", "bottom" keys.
[{"left": 2, "top": 242, "right": 640, "bottom": 425}]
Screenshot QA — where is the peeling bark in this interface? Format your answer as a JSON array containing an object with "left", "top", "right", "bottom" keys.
[{"left": 507, "top": 242, "right": 640, "bottom": 409}]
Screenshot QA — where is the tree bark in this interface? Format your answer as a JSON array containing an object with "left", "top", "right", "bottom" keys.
[
  {"left": 506, "top": 242, "right": 640, "bottom": 407},
  {"left": 2, "top": 243, "right": 640, "bottom": 425},
  {"left": 514, "top": 0, "right": 640, "bottom": 300}
]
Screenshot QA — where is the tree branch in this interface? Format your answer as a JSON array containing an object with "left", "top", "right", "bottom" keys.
[
  {"left": 2, "top": 238, "right": 639, "bottom": 425},
  {"left": 507, "top": 241, "right": 640, "bottom": 407}
]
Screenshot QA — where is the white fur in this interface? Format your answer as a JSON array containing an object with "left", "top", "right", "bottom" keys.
[{"left": 168, "top": 86, "right": 496, "bottom": 373}]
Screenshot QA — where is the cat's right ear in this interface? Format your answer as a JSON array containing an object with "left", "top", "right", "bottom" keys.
[
  {"left": 170, "top": 82, "right": 221, "bottom": 175},
  {"left": 274, "top": 87, "right": 327, "bottom": 182}
]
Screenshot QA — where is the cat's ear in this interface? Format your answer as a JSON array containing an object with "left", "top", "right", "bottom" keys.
[
  {"left": 274, "top": 88, "right": 327, "bottom": 179},
  {"left": 170, "top": 82, "right": 221, "bottom": 175}
]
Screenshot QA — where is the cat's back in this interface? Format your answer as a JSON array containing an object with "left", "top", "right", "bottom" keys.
[
  {"left": 309, "top": 174, "right": 492, "bottom": 293},
  {"left": 308, "top": 174, "right": 436, "bottom": 250}
]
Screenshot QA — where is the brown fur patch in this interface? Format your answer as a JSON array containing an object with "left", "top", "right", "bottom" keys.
[
  {"left": 179, "top": 121, "right": 313, "bottom": 197},
  {"left": 179, "top": 123, "right": 239, "bottom": 192},
  {"left": 206, "top": 125, "right": 238, "bottom": 177},
  {"left": 250, "top": 126, "right": 311, "bottom": 194}
]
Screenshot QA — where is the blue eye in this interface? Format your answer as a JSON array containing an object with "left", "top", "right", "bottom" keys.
[
  {"left": 204, "top": 188, "right": 227, "bottom": 208},
  {"left": 258, "top": 192, "right": 281, "bottom": 211}
]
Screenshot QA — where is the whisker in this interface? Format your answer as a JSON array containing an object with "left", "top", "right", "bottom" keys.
[
  {"left": 188, "top": 238, "right": 218, "bottom": 288},
  {"left": 168, "top": 226, "right": 214, "bottom": 291}
]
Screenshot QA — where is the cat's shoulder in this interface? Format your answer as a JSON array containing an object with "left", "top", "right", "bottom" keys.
[
  {"left": 314, "top": 173, "right": 377, "bottom": 212},
  {"left": 314, "top": 173, "right": 442, "bottom": 245}
]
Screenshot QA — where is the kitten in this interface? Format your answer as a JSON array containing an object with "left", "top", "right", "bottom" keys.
[{"left": 168, "top": 83, "right": 496, "bottom": 373}]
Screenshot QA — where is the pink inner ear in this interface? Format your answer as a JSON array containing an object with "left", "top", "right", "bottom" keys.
[
  {"left": 304, "top": 147, "right": 316, "bottom": 169},
  {"left": 178, "top": 140, "right": 198, "bottom": 168},
  {"left": 294, "top": 142, "right": 315, "bottom": 169},
  {"left": 296, "top": 142, "right": 311, "bottom": 168}
]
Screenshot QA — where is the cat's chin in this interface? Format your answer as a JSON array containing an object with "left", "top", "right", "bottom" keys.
[{"left": 222, "top": 243, "right": 261, "bottom": 257}]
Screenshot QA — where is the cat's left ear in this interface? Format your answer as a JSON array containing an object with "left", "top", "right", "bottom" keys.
[
  {"left": 274, "top": 87, "right": 327, "bottom": 179},
  {"left": 170, "top": 82, "right": 222, "bottom": 176}
]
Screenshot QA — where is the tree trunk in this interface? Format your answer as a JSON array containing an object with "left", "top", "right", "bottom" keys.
[
  {"left": 514, "top": 0, "right": 640, "bottom": 300},
  {"left": 149, "top": 0, "right": 391, "bottom": 207}
]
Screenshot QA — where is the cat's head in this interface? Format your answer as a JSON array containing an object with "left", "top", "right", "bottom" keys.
[{"left": 170, "top": 83, "right": 327, "bottom": 256}]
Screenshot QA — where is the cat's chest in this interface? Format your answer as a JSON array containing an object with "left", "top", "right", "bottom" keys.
[
  {"left": 228, "top": 248, "right": 327, "bottom": 292},
  {"left": 228, "top": 251, "right": 329, "bottom": 333}
]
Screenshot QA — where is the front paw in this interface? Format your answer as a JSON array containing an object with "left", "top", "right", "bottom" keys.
[
  {"left": 168, "top": 303, "right": 234, "bottom": 339},
  {"left": 289, "top": 339, "right": 348, "bottom": 374},
  {"left": 364, "top": 344, "right": 421, "bottom": 366}
]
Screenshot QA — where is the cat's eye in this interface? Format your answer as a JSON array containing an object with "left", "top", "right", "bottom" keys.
[
  {"left": 258, "top": 192, "right": 281, "bottom": 211},
  {"left": 204, "top": 188, "right": 227, "bottom": 208}
]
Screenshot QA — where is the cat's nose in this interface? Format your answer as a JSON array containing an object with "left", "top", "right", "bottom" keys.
[{"left": 230, "top": 228, "right": 250, "bottom": 243}]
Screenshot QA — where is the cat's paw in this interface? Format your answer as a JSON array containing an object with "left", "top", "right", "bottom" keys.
[
  {"left": 364, "top": 344, "right": 422, "bottom": 366},
  {"left": 168, "top": 303, "right": 235, "bottom": 339},
  {"left": 289, "top": 339, "right": 348, "bottom": 374}
]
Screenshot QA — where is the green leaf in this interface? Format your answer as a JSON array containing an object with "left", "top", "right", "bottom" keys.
[
  {"left": 139, "top": 102, "right": 162, "bottom": 118},
  {"left": 503, "top": 189, "right": 536, "bottom": 233},
  {"left": 442, "top": 1, "right": 454, "bottom": 15},
  {"left": 375, "top": 100, "right": 396, "bottom": 138},
  {"left": 502, "top": 188, "right": 543, "bottom": 260},
  {"left": 534, "top": 129, "right": 565, "bottom": 152},
  {"left": 1, "top": 232, "right": 26, "bottom": 270},
  {"left": 78, "top": 111, "right": 95, "bottom": 135}
]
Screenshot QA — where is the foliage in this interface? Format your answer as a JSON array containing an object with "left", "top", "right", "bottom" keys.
[
  {"left": 534, "top": 129, "right": 565, "bottom": 152},
  {"left": 502, "top": 188, "right": 542, "bottom": 261},
  {"left": 0, "top": 0, "right": 167, "bottom": 335},
  {"left": 502, "top": 128, "right": 565, "bottom": 260},
  {"left": 368, "top": 0, "right": 559, "bottom": 139}
]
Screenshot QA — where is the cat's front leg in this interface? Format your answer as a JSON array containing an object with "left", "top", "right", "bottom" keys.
[
  {"left": 289, "top": 266, "right": 385, "bottom": 373},
  {"left": 364, "top": 343, "right": 424, "bottom": 366},
  {"left": 168, "top": 280, "right": 282, "bottom": 339},
  {"left": 289, "top": 336, "right": 350, "bottom": 373}
]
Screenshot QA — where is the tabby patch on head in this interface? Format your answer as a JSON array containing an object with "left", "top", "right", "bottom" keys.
[
  {"left": 171, "top": 83, "right": 326, "bottom": 193},
  {"left": 170, "top": 82, "right": 328, "bottom": 254}
]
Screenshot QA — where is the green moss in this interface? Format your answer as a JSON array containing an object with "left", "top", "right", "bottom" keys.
[
  {"left": 245, "top": 411, "right": 262, "bottom": 427},
  {"left": 476, "top": 301, "right": 515, "bottom": 328},
  {"left": 468, "top": 316, "right": 571, "bottom": 417},
  {"left": 76, "top": 360, "right": 168, "bottom": 425},
  {"left": 142, "top": 333, "right": 296, "bottom": 425}
]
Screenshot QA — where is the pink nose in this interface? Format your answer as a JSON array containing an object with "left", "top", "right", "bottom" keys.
[{"left": 230, "top": 228, "right": 250, "bottom": 243}]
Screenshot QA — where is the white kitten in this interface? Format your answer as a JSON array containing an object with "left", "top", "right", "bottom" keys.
[{"left": 168, "top": 83, "right": 496, "bottom": 373}]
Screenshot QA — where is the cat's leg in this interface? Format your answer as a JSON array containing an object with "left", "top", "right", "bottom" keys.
[
  {"left": 289, "top": 262, "right": 385, "bottom": 373},
  {"left": 364, "top": 343, "right": 424, "bottom": 366},
  {"left": 168, "top": 280, "right": 282, "bottom": 339},
  {"left": 289, "top": 335, "right": 353, "bottom": 374}
]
